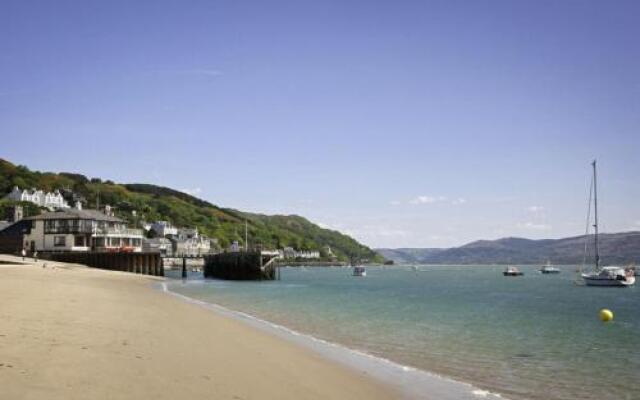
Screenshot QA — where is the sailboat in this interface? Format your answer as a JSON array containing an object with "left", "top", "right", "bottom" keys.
[
  {"left": 581, "top": 160, "right": 635, "bottom": 287},
  {"left": 540, "top": 260, "right": 560, "bottom": 274}
]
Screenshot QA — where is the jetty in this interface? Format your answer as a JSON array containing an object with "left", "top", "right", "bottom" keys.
[{"left": 204, "top": 251, "right": 279, "bottom": 280}]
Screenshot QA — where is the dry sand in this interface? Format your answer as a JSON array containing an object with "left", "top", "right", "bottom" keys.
[{"left": 0, "top": 255, "right": 399, "bottom": 400}]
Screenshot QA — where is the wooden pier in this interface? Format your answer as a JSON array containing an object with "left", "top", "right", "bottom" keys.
[{"left": 42, "top": 251, "right": 164, "bottom": 277}]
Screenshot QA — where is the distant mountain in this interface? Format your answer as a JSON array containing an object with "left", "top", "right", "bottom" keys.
[
  {"left": 377, "top": 232, "right": 640, "bottom": 265},
  {"left": 375, "top": 248, "right": 444, "bottom": 264}
]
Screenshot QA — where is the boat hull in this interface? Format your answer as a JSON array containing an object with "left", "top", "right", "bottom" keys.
[
  {"left": 503, "top": 272, "right": 524, "bottom": 276},
  {"left": 582, "top": 274, "right": 635, "bottom": 287}
]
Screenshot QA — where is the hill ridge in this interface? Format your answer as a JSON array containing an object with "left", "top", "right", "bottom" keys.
[
  {"left": 0, "top": 158, "right": 381, "bottom": 262},
  {"left": 377, "top": 231, "right": 640, "bottom": 264}
]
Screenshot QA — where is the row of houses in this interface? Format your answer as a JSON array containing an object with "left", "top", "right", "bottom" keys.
[
  {"left": 280, "top": 247, "right": 321, "bottom": 260},
  {"left": 4, "top": 186, "right": 70, "bottom": 210},
  {"left": 0, "top": 206, "right": 225, "bottom": 258},
  {"left": 229, "top": 243, "right": 325, "bottom": 260},
  {"left": 0, "top": 187, "right": 333, "bottom": 260},
  {"left": 0, "top": 205, "right": 144, "bottom": 254},
  {"left": 142, "top": 221, "right": 217, "bottom": 257}
]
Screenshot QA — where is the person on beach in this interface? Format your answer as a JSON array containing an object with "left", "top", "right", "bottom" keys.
[{"left": 21, "top": 248, "right": 26, "bottom": 261}]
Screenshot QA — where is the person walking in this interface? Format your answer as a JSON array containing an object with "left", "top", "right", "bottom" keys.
[
  {"left": 33, "top": 250, "right": 38, "bottom": 262},
  {"left": 21, "top": 248, "right": 26, "bottom": 261}
]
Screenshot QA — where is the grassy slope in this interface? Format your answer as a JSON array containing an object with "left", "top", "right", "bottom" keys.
[{"left": 0, "top": 159, "right": 382, "bottom": 262}]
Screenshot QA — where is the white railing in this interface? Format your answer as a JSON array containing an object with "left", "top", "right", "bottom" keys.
[{"left": 94, "top": 227, "right": 144, "bottom": 237}]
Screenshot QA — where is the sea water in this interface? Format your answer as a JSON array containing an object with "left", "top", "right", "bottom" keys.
[{"left": 164, "top": 265, "right": 639, "bottom": 400}]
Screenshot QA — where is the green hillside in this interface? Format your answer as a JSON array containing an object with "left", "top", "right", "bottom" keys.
[{"left": 0, "top": 159, "right": 382, "bottom": 262}]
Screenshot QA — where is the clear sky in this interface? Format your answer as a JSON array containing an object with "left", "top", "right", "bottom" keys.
[{"left": 1, "top": 0, "right": 639, "bottom": 248}]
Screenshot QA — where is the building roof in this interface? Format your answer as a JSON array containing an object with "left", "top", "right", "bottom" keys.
[
  {"left": 25, "top": 209, "right": 123, "bottom": 222},
  {"left": 0, "top": 221, "right": 10, "bottom": 232}
]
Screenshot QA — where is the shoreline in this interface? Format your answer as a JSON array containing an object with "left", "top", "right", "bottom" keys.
[
  {"left": 161, "top": 278, "right": 507, "bottom": 400},
  {"left": 0, "top": 255, "right": 398, "bottom": 400}
]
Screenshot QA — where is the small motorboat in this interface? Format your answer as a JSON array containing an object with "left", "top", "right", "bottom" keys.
[
  {"left": 353, "top": 266, "right": 366, "bottom": 277},
  {"left": 503, "top": 266, "right": 524, "bottom": 276},
  {"left": 540, "top": 261, "right": 560, "bottom": 274}
]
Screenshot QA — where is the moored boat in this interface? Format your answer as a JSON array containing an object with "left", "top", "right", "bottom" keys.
[
  {"left": 580, "top": 160, "right": 635, "bottom": 287},
  {"left": 540, "top": 261, "right": 560, "bottom": 274},
  {"left": 582, "top": 266, "right": 635, "bottom": 287},
  {"left": 353, "top": 266, "right": 366, "bottom": 277},
  {"left": 503, "top": 266, "right": 523, "bottom": 276}
]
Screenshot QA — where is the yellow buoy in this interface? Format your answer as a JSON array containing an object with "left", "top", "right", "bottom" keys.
[{"left": 599, "top": 309, "right": 614, "bottom": 322}]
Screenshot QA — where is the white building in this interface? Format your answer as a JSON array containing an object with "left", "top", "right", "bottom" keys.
[
  {"left": 230, "top": 241, "right": 240, "bottom": 252},
  {"left": 142, "top": 237, "right": 173, "bottom": 256},
  {"left": 171, "top": 235, "right": 212, "bottom": 257},
  {"left": 150, "top": 221, "right": 178, "bottom": 237},
  {"left": 176, "top": 227, "right": 198, "bottom": 240},
  {"left": 23, "top": 208, "right": 143, "bottom": 252},
  {"left": 6, "top": 187, "right": 69, "bottom": 209},
  {"left": 5, "top": 186, "right": 70, "bottom": 210},
  {"left": 279, "top": 247, "right": 321, "bottom": 260}
]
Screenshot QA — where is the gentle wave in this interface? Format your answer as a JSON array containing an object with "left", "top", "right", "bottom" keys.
[{"left": 159, "top": 281, "right": 507, "bottom": 400}]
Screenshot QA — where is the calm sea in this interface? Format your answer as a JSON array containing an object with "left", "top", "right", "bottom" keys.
[{"left": 164, "top": 265, "right": 639, "bottom": 400}]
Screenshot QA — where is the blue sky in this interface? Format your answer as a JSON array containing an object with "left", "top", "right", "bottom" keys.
[{"left": 1, "top": 0, "right": 639, "bottom": 248}]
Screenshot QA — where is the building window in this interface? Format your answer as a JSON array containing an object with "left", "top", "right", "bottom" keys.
[
  {"left": 54, "top": 236, "right": 66, "bottom": 247},
  {"left": 74, "top": 236, "right": 85, "bottom": 247}
]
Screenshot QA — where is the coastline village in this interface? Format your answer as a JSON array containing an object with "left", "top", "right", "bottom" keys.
[{"left": 0, "top": 186, "right": 327, "bottom": 270}]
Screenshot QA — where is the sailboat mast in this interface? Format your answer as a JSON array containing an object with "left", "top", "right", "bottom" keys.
[{"left": 592, "top": 160, "right": 599, "bottom": 269}]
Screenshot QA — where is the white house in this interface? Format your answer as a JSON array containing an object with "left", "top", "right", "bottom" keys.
[
  {"left": 176, "top": 227, "right": 199, "bottom": 240},
  {"left": 142, "top": 237, "right": 173, "bottom": 256},
  {"left": 171, "top": 235, "right": 213, "bottom": 257},
  {"left": 23, "top": 208, "right": 143, "bottom": 252},
  {"left": 279, "top": 247, "right": 321, "bottom": 259},
  {"left": 149, "top": 221, "right": 178, "bottom": 237},
  {"left": 5, "top": 186, "right": 70, "bottom": 210}
]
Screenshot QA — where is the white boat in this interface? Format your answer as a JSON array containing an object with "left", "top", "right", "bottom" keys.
[
  {"left": 580, "top": 160, "right": 635, "bottom": 287},
  {"left": 582, "top": 266, "right": 635, "bottom": 286},
  {"left": 503, "top": 266, "right": 524, "bottom": 276},
  {"left": 540, "top": 261, "right": 560, "bottom": 274},
  {"left": 353, "top": 266, "right": 366, "bottom": 277}
]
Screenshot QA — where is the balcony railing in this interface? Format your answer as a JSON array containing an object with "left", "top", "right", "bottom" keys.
[
  {"left": 94, "top": 227, "right": 144, "bottom": 237},
  {"left": 44, "top": 226, "right": 94, "bottom": 234}
]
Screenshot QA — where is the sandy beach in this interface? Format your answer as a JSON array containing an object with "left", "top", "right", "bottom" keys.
[{"left": 0, "top": 255, "right": 399, "bottom": 400}]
